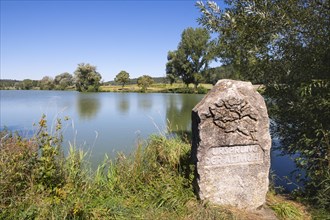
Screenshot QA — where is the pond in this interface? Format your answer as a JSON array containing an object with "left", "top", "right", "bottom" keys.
[{"left": 0, "top": 90, "right": 299, "bottom": 191}]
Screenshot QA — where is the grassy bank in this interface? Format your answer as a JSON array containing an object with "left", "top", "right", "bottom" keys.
[
  {"left": 99, "top": 83, "right": 213, "bottom": 94},
  {"left": 0, "top": 117, "right": 321, "bottom": 219}
]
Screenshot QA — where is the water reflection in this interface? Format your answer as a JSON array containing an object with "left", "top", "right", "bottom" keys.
[
  {"left": 0, "top": 90, "right": 305, "bottom": 192},
  {"left": 117, "top": 94, "right": 130, "bottom": 114},
  {"left": 137, "top": 94, "right": 153, "bottom": 110},
  {"left": 270, "top": 138, "right": 303, "bottom": 192},
  {"left": 77, "top": 93, "right": 101, "bottom": 120},
  {"left": 166, "top": 94, "right": 203, "bottom": 136}
]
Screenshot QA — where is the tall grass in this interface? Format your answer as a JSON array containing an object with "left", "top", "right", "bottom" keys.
[
  {"left": 0, "top": 116, "right": 319, "bottom": 219},
  {"left": 0, "top": 117, "right": 235, "bottom": 219}
]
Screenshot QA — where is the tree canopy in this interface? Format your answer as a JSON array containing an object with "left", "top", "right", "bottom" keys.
[
  {"left": 197, "top": 0, "right": 330, "bottom": 208},
  {"left": 166, "top": 27, "right": 214, "bottom": 88},
  {"left": 137, "top": 75, "right": 154, "bottom": 92},
  {"left": 114, "top": 71, "right": 130, "bottom": 88},
  {"left": 74, "top": 63, "right": 102, "bottom": 92},
  {"left": 39, "top": 76, "right": 54, "bottom": 90},
  {"left": 54, "top": 72, "right": 73, "bottom": 90},
  {"left": 205, "top": 64, "right": 239, "bottom": 85},
  {"left": 22, "top": 79, "right": 34, "bottom": 90}
]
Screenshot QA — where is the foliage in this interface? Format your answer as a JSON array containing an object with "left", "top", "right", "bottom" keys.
[
  {"left": 166, "top": 73, "right": 177, "bottom": 86},
  {"left": 54, "top": 72, "right": 73, "bottom": 90},
  {"left": 205, "top": 64, "right": 242, "bottom": 85},
  {"left": 2, "top": 118, "right": 320, "bottom": 219},
  {"left": 22, "top": 79, "right": 34, "bottom": 90},
  {"left": 100, "top": 82, "right": 212, "bottom": 94},
  {"left": 0, "top": 79, "right": 45, "bottom": 90},
  {"left": 114, "top": 70, "right": 130, "bottom": 88},
  {"left": 35, "top": 115, "right": 66, "bottom": 189},
  {"left": 0, "top": 115, "right": 66, "bottom": 216},
  {"left": 137, "top": 75, "right": 154, "bottom": 92},
  {"left": 74, "top": 63, "right": 102, "bottom": 92},
  {"left": 271, "top": 202, "right": 304, "bottom": 220},
  {"left": 0, "top": 130, "right": 37, "bottom": 203},
  {"left": 107, "top": 77, "right": 179, "bottom": 86},
  {"left": 39, "top": 76, "right": 54, "bottom": 90},
  {"left": 309, "top": 208, "right": 330, "bottom": 220},
  {"left": 197, "top": 85, "right": 208, "bottom": 94},
  {"left": 0, "top": 117, "right": 238, "bottom": 219},
  {"left": 266, "top": 192, "right": 311, "bottom": 220},
  {"left": 197, "top": 0, "right": 330, "bottom": 208},
  {"left": 166, "top": 27, "right": 214, "bottom": 88},
  {"left": 0, "top": 79, "right": 20, "bottom": 89}
]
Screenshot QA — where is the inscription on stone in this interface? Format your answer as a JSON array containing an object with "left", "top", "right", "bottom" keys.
[
  {"left": 191, "top": 79, "right": 271, "bottom": 210},
  {"left": 205, "top": 145, "right": 263, "bottom": 167}
]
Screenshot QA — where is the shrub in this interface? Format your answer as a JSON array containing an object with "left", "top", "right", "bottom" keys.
[
  {"left": 197, "top": 85, "right": 208, "bottom": 94},
  {"left": 0, "top": 130, "right": 38, "bottom": 203}
]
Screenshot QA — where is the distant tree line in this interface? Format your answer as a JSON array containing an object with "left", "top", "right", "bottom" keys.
[
  {"left": 0, "top": 80, "right": 21, "bottom": 90},
  {"left": 1, "top": 63, "right": 161, "bottom": 93},
  {"left": 0, "top": 74, "right": 74, "bottom": 91}
]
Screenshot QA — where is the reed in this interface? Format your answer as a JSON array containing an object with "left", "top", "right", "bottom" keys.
[{"left": 0, "top": 116, "right": 322, "bottom": 219}]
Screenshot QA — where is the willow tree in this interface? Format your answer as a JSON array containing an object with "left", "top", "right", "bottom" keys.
[
  {"left": 166, "top": 27, "right": 214, "bottom": 88},
  {"left": 74, "top": 63, "right": 102, "bottom": 92},
  {"left": 39, "top": 76, "right": 54, "bottom": 90},
  {"left": 54, "top": 72, "right": 73, "bottom": 90},
  {"left": 197, "top": 0, "right": 330, "bottom": 208}
]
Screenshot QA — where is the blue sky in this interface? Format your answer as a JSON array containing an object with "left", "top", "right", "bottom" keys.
[{"left": 1, "top": 0, "right": 225, "bottom": 81}]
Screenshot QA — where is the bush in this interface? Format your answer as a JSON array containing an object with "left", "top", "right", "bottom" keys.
[
  {"left": 197, "top": 85, "right": 208, "bottom": 94},
  {"left": 168, "top": 87, "right": 195, "bottom": 94},
  {"left": 0, "top": 130, "right": 38, "bottom": 203},
  {"left": 87, "top": 85, "right": 99, "bottom": 92}
]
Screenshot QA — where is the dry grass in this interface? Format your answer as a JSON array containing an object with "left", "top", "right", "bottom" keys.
[{"left": 99, "top": 83, "right": 213, "bottom": 93}]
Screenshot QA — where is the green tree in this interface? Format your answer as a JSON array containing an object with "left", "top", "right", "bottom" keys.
[
  {"left": 39, "top": 76, "right": 54, "bottom": 90},
  {"left": 114, "top": 71, "right": 130, "bottom": 88},
  {"left": 54, "top": 72, "right": 73, "bottom": 90},
  {"left": 32, "top": 80, "right": 39, "bottom": 88},
  {"left": 0, "top": 80, "right": 19, "bottom": 89},
  {"left": 22, "top": 79, "right": 33, "bottom": 90},
  {"left": 166, "top": 27, "right": 214, "bottom": 88},
  {"left": 166, "top": 73, "right": 177, "bottom": 86},
  {"left": 137, "top": 75, "right": 154, "bottom": 92},
  {"left": 74, "top": 63, "right": 102, "bottom": 92},
  {"left": 205, "top": 64, "right": 240, "bottom": 85},
  {"left": 198, "top": 0, "right": 330, "bottom": 208}
]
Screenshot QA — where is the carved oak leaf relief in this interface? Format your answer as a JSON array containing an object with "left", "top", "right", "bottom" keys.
[{"left": 209, "top": 97, "right": 258, "bottom": 140}]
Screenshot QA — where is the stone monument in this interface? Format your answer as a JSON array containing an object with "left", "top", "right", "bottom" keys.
[{"left": 191, "top": 79, "right": 271, "bottom": 210}]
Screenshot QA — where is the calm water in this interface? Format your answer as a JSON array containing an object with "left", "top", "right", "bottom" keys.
[
  {"left": 0, "top": 90, "right": 299, "bottom": 191},
  {"left": 1, "top": 90, "right": 202, "bottom": 160}
]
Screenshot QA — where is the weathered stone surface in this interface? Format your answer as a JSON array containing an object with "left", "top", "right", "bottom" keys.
[{"left": 191, "top": 79, "right": 271, "bottom": 210}]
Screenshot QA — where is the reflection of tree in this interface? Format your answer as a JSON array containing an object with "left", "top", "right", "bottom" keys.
[
  {"left": 166, "top": 94, "right": 202, "bottom": 137},
  {"left": 77, "top": 94, "right": 101, "bottom": 120},
  {"left": 117, "top": 94, "right": 129, "bottom": 114},
  {"left": 137, "top": 95, "right": 153, "bottom": 110}
]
